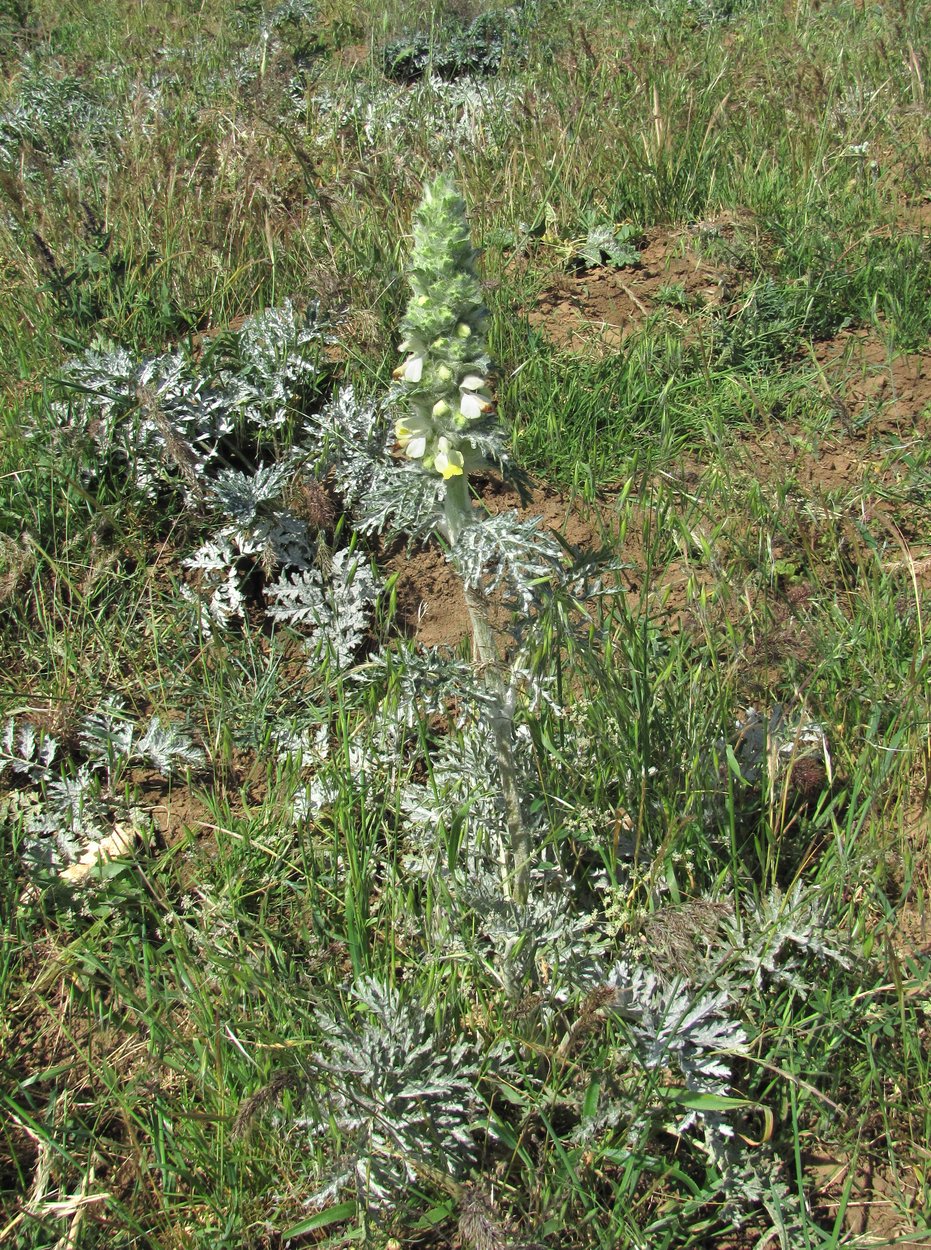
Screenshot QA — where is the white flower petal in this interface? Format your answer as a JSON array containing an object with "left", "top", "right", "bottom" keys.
[
  {"left": 393, "top": 354, "right": 424, "bottom": 383},
  {"left": 459, "top": 391, "right": 491, "bottom": 421}
]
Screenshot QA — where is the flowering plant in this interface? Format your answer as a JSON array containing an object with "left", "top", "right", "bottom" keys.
[
  {"left": 390, "top": 176, "right": 537, "bottom": 900},
  {"left": 392, "top": 175, "right": 504, "bottom": 540}
]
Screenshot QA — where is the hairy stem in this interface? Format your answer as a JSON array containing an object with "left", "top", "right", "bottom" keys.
[
  {"left": 444, "top": 480, "right": 531, "bottom": 902},
  {"left": 462, "top": 582, "right": 531, "bottom": 906}
]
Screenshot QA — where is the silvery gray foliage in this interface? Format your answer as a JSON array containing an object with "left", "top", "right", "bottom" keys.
[
  {"left": 1, "top": 717, "right": 57, "bottom": 784},
  {"left": 719, "top": 881, "right": 851, "bottom": 992},
  {"left": 220, "top": 300, "right": 329, "bottom": 431},
  {"left": 55, "top": 302, "right": 327, "bottom": 503},
  {"left": 292, "top": 717, "right": 407, "bottom": 819},
  {"left": 451, "top": 511, "right": 565, "bottom": 612},
  {"left": 308, "top": 74, "right": 524, "bottom": 164},
  {"left": 302, "top": 385, "right": 387, "bottom": 478},
  {"left": 58, "top": 347, "right": 239, "bottom": 502},
  {"left": 260, "top": 0, "right": 319, "bottom": 38},
  {"left": 79, "top": 697, "right": 136, "bottom": 780},
  {"left": 307, "top": 392, "right": 596, "bottom": 691},
  {"left": 18, "top": 765, "right": 108, "bottom": 872},
  {"left": 701, "top": 1143, "right": 805, "bottom": 1248},
  {"left": 208, "top": 461, "right": 295, "bottom": 525},
  {"left": 5, "top": 705, "right": 200, "bottom": 875},
  {"left": 308, "top": 386, "right": 511, "bottom": 548},
  {"left": 136, "top": 717, "right": 206, "bottom": 777},
  {"left": 272, "top": 721, "right": 324, "bottom": 771},
  {"left": 400, "top": 721, "right": 552, "bottom": 894},
  {"left": 607, "top": 960, "right": 748, "bottom": 1113},
  {"left": 1, "top": 746, "right": 110, "bottom": 874},
  {"left": 186, "top": 451, "right": 379, "bottom": 654},
  {"left": 302, "top": 977, "right": 482, "bottom": 1210},
  {"left": 81, "top": 707, "right": 204, "bottom": 793},
  {"left": 577, "top": 223, "right": 641, "bottom": 270},
  {"left": 58, "top": 343, "right": 136, "bottom": 419},
  {"left": 307, "top": 387, "right": 447, "bottom": 545},
  {"left": 400, "top": 721, "right": 508, "bottom": 880},
  {"left": 181, "top": 543, "right": 248, "bottom": 630},
  {"left": 185, "top": 461, "right": 315, "bottom": 627},
  {"left": 223, "top": 0, "right": 319, "bottom": 89},
  {"left": 354, "top": 644, "right": 501, "bottom": 728},
  {"left": 0, "top": 57, "right": 111, "bottom": 168},
  {"left": 267, "top": 549, "right": 380, "bottom": 670},
  {"left": 352, "top": 464, "right": 448, "bottom": 546},
  {"left": 457, "top": 871, "right": 607, "bottom": 1003}
]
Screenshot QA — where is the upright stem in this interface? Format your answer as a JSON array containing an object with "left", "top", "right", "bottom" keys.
[
  {"left": 462, "top": 584, "right": 531, "bottom": 905},
  {"left": 393, "top": 176, "right": 532, "bottom": 903},
  {"left": 445, "top": 482, "right": 531, "bottom": 904}
]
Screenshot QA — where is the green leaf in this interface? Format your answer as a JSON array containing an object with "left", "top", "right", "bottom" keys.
[
  {"left": 412, "top": 1200, "right": 456, "bottom": 1229},
  {"left": 669, "top": 1090, "right": 755, "bottom": 1111},
  {"left": 280, "top": 1200, "right": 358, "bottom": 1239},
  {"left": 582, "top": 1078, "right": 601, "bottom": 1120},
  {"left": 578, "top": 224, "right": 641, "bottom": 269}
]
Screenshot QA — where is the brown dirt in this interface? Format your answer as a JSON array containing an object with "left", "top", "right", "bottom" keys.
[
  {"left": 131, "top": 769, "right": 216, "bottom": 845},
  {"left": 526, "top": 222, "right": 733, "bottom": 353},
  {"left": 383, "top": 477, "right": 603, "bottom": 649},
  {"left": 808, "top": 1151, "right": 930, "bottom": 1247},
  {"left": 374, "top": 319, "right": 931, "bottom": 736},
  {"left": 742, "top": 333, "right": 931, "bottom": 555},
  {"left": 813, "top": 330, "right": 931, "bottom": 437}
]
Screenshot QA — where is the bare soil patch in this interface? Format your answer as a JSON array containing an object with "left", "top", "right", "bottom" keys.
[
  {"left": 383, "top": 477, "right": 603, "bottom": 648},
  {"left": 526, "top": 222, "right": 731, "bottom": 353},
  {"left": 814, "top": 330, "right": 931, "bottom": 438},
  {"left": 735, "top": 332, "right": 931, "bottom": 555},
  {"left": 808, "top": 1151, "right": 930, "bottom": 1248}
]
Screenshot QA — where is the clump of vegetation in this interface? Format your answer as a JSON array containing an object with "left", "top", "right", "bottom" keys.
[
  {"left": 382, "top": 7, "right": 524, "bottom": 82},
  {"left": 1, "top": 1, "right": 930, "bottom": 1247}
]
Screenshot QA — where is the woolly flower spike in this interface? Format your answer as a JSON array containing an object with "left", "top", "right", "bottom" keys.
[{"left": 392, "top": 175, "right": 501, "bottom": 483}]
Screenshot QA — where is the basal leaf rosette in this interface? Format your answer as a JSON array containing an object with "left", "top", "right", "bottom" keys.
[{"left": 393, "top": 176, "right": 498, "bottom": 485}]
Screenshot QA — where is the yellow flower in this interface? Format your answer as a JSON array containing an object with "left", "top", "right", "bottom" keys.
[{"left": 434, "top": 437, "right": 464, "bottom": 479}]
